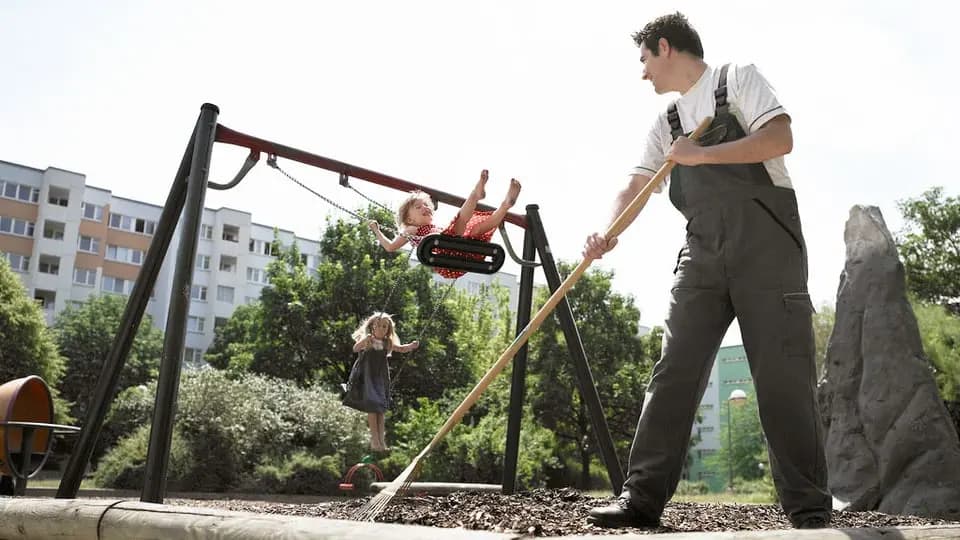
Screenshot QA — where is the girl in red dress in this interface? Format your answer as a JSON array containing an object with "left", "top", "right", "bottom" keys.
[{"left": 370, "top": 169, "right": 521, "bottom": 279}]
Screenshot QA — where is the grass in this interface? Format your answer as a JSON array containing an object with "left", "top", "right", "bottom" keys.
[{"left": 26, "top": 478, "right": 99, "bottom": 490}]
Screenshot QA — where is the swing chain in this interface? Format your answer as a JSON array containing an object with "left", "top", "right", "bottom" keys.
[{"left": 267, "top": 154, "right": 422, "bottom": 243}]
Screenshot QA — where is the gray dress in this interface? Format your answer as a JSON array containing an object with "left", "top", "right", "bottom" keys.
[{"left": 341, "top": 344, "right": 390, "bottom": 413}]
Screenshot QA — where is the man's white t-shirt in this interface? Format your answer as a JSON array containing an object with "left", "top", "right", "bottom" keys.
[{"left": 632, "top": 63, "right": 793, "bottom": 190}]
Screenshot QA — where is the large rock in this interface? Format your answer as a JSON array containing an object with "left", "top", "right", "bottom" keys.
[{"left": 819, "top": 205, "right": 960, "bottom": 519}]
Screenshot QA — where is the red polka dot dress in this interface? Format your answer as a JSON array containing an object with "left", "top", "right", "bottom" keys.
[{"left": 411, "top": 211, "right": 495, "bottom": 279}]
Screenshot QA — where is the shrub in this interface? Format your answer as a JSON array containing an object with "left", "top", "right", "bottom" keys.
[
  {"left": 244, "top": 452, "right": 344, "bottom": 495},
  {"left": 94, "top": 370, "right": 369, "bottom": 492},
  {"left": 675, "top": 480, "right": 710, "bottom": 496}
]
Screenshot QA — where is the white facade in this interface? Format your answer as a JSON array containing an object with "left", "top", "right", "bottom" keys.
[{"left": 1, "top": 159, "right": 520, "bottom": 364}]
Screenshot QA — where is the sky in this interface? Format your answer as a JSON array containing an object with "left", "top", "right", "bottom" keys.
[{"left": 2, "top": 1, "right": 958, "bottom": 346}]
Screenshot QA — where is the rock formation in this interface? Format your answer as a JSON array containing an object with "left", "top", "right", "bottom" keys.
[{"left": 819, "top": 205, "right": 960, "bottom": 519}]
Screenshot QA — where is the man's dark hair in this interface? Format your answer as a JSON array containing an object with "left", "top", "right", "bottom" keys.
[{"left": 632, "top": 12, "right": 704, "bottom": 59}]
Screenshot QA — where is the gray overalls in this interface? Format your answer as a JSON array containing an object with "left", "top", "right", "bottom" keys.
[{"left": 622, "top": 65, "right": 830, "bottom": 525}]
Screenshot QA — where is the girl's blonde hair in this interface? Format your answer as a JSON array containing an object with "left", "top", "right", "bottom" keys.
[
  {"left": 396, "top": 190, "right": 433, "bottom": 229},
  {"left": 351, "top": 312, "right": 401, "bottom": 347}
]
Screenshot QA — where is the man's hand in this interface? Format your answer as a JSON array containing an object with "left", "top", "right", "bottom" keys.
[
  {"left": 666, "top": 136, "right": 705, "bottom": 166},
  {"left": 368, "top": 221, "right": 380, "bottom": 233},
  {"left": 583, "top": 232, "right": 618, "bottom": 259}
]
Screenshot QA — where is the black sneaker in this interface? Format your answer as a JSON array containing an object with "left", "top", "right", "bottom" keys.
[
  {"left": 794, "top": 515, "right": 830, "bottom": 529},
  {"left": 587, "top": 497, "right": 660, "bottom": 529}
]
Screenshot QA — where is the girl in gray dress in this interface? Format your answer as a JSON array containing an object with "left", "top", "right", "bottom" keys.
[{"left": 344, "top": 312, "right": 419, "bottom": 451}]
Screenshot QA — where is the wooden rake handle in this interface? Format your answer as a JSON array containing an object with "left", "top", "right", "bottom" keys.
[{"left": 420, "top": 117, "right": 715, "bottom": 455}]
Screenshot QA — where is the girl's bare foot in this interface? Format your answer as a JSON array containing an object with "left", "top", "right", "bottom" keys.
[
  {"left": 471, "top": 169, "right": 488, "bottom": 201},
  {"left": 504, "top": 178, "right": 521, "bottom": 207}
]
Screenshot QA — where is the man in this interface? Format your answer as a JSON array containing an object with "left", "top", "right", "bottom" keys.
[{"left": 584, "top": 12, "right": 831, "bottom": 530}]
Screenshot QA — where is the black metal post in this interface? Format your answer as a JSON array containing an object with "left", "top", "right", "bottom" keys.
[
  {"left": 141, "top": 103, "right": 219, "bottom": 503},
  {"left": 525, "top": 206, "right": 624, "bottom": 494},
  {"left": 501, "top": 205, "right": 538, "bottom": 494},
  {"left": 56, "top": 125, "right": 197, "bottom": 499}
]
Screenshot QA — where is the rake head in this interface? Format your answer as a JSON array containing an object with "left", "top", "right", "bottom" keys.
[{"left": 357, "top": 459, "right": 423, "bottom": 521}]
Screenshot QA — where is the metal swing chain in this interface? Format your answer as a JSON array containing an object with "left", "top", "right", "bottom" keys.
[{"left": 266, "top": 154, "right": 421, "bottom": 243}]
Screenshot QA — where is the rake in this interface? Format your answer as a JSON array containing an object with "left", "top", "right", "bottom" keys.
[{"left": 358, "top": 117, "right": 714, "bottom": 522}]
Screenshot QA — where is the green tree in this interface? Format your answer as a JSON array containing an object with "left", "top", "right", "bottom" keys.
[
  {"left": 205, "top": 302, "right": 261, "bottom": 374},
  {"left": 913, "top": 300, "right": 960, "bottom": 402},
  {"left": 707, "top": 391, "right": 766, "bottom": 487},
  {"left": 0, "top": 257, "right": 66, "bottom": 419},
  {"left": 53, "top": 294, "right": 163, "bottom": 421},
  {"left": 897, "top": 187, "right": 960, "bottom": 314},
  {"left": 527, "top": 263, "right": 654, "bottom": 489},
  {"left": 812, "top": 302, "right": 835, "bottom": 380},
  {"left": 208, "top": 208, "right": 471, "bottom": 411}
]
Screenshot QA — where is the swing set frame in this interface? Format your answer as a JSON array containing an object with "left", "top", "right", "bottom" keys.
[{"left": 54, "top": 103, "right": 625, "bottom": 503}]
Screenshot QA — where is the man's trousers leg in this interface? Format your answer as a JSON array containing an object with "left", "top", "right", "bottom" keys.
[{"left": 623, "top": 282, "right": 734, "bottom": 516}]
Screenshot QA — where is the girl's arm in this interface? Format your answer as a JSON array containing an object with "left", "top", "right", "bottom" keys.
[
  {"left": 352, "top": 335, "right": 373, "bottom": 353},
  {"left": 369, "top": 221, "right": 410, "bottom": 252},
  {"left": 394, "top": 340, "right": 420, "bottom": 353}
]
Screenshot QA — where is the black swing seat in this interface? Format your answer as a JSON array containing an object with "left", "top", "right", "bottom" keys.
[{"left": 415, "top": 234, "right": 505, "bottom": 275}]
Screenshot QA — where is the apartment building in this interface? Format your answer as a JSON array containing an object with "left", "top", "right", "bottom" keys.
[
  {"left": 685, "top": 344, "right": 754, "bottom": 492},
  {"left": 0, "top": 159, "right": 519, "bottom": 365}
]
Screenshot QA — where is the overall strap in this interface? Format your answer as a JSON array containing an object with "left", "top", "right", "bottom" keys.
[
  {"left": 667, "top": 102, "right": 683, "bottom": 141},
  {"left": 714, "top": 63, "right": 730, "bottom": 115}
]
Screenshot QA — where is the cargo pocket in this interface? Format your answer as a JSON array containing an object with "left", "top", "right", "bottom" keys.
[{"left": 783, "top": 292, "right": 815, "bottom": 357}]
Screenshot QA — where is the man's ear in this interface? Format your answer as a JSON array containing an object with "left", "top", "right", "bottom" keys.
[{"left": 658, "top": 37, "right": 671, "bottom": 56}]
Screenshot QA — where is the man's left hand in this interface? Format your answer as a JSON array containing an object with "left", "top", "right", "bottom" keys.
[{"left": 666, "top": 136, "right": 706, "bottom": 166}]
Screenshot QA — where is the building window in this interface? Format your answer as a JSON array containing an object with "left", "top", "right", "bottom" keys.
[
  {"left": 184, "top": 347, "right": 205, "bottom": 366},
  {"left": 200, "top": 224, "right": 213, "bottom": 240},
  {"left": 699, "top": 426, "right": 715, "bottom": 433},
  {"left": 187, "top": 316, "right": 206, "bottom": 333},
  {"left": 47, "top": 186, "right": 70, "bottom": 207},
  {"left": 721, "top": 356, "right": 747, "bottom": 363},
  {"left": 219, "top": 255, "right": 237, "bottom": 273},
  {"left": 109, "top": 212, "right": 156, "bottom": 236},
  {"left": 37, "top": 255, "right": 60, "bottom": 275},
  {"left": 0, "top": 216, "right": 36, "bottom": 238},
  {"left": 722, "top": 378, "right": 753, "bottom": 385},
  {"left": 81, "top": 202, "right": 104, "bottom": 222},
  {"left": 216, "top": 285, "right": 235, "bottom": 304},
  {"left": 102, "top": 275, "right": 128, "bottom": 294},
  {"left": 2, "top": 252, "right": 30, "bottom": 272},
  {"left": 78, "top": 235, "right": 100, "bottom": 254},
  {"left": 699, "top": 403, "right": 714, "bottom": 411},
  {"left": 190, "top": 285, "right": 208, "bottom": 301},
  {"left": 222, "top": 224, "right": 239, "bottom": 243},
  {"left": 0, "top": 180, "right": 40, "bottom": 203},
  {"left": 248, "top": 239, "right": 276, "bottom": 256},
  {"left": 195, "top": 254, "right": 211, "bottom": 270},
  {"left": 106, "top": 244, "right": 144, "bottom": 266},
  {"left": 244, "top": 296, "right": 257, "bottom": 304},
  {"left": 43, "top": 220, "right": 66, "bottom": 240},
  {"left": 246, "top": 267, "right": 268, "bottom": 284},
  {"left": 214, "top": 317, "right": 228, "bottom": 330},
  {"left": 73, "top": 267, "right": 97, "bottom": 286}
]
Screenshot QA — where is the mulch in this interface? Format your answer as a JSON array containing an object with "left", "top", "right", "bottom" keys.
[{"left": 165, "top": 487, "right": 959, "bottom": 536}]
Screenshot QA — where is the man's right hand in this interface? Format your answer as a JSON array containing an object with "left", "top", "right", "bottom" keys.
[
  {"left": 583, "top": 232, "right": 618, "bottom": 259},
  {"left": 368, "top": 221, "right": 380, "bottom": 234}
]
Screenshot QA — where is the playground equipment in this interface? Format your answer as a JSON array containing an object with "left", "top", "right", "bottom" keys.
[
  {"left": 338, "top": 457, "right": 384, "bottom": 492},
  {"left": 0, "top": 376, "right": 80, "bottom": 495},
  {"left": 56, "top": 103, "right": 624, "bottom": 505}
]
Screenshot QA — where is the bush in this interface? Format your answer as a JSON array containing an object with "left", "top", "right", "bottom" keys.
[
  {"left": 244, "top": 452, "right": 344, "bottom": 495},
  {"left": 95, "top": 370, "right": 369, "bottom": 492},
  {"left": 675, "top": 480, "right": 710, "bottom": 496},
  {"left": 95, "top": 384, "right": 155, "bottom": 465},
  {"left": 381, "top": 389, "right": 560, "bottom": 488}
]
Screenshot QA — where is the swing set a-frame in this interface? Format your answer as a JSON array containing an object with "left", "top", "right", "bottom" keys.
[{"left": 54, "top": 103, "right": 626, "bottom": 504}]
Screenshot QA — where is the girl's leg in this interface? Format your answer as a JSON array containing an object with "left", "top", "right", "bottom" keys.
[
  {"left": 377, "top": 413, "right": 388, "bottom": 451},
  {"left": 469, "top": 178, "right": 521, "bottom": 237},
  {"left": 368, "top": 413, "right": 382, "bottom": 451},
  {"left": 452, "top": 170, "right": 488, "bottom": 236}
]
